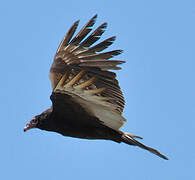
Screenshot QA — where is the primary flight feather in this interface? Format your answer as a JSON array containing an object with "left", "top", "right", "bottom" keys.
[{"left": 24, "top": 15, "right": 168, "bottom": 160}]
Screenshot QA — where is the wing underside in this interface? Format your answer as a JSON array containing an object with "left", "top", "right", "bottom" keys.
[
  {"left": 53, "top": 69, "right": 126, "bottom": 130},
  {"left": 50, "top": 14, "right": 125, "bottom": 114}
]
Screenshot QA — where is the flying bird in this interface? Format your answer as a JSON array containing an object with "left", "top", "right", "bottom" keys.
[{"left": 24, "top": 15, "right": 168, "bottom": 160}]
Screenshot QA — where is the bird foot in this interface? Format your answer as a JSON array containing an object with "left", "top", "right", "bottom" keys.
[{"left": 124, "top": 132, "right": 143, "bottom": 139}]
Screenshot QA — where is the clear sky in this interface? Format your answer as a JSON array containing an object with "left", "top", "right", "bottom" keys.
[{"left": 1, "top": 0, "right": 194, "bottom": 179}]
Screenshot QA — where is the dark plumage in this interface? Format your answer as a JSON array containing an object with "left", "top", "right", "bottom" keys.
[{"left": 24, "top": 15, "right": 168, "bottom": 160}]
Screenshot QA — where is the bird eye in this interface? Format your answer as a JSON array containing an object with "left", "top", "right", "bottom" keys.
[{"left": 31, "top": 118, "right": 37, "bottom": 124}]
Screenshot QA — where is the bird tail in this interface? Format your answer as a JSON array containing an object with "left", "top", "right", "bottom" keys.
[{"left": 121, "top": 133, "right": 168, "bottom": 160}]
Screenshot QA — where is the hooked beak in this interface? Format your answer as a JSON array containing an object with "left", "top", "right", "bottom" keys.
[
  {"left": 24, "top": 118, "right": 36, "bottom": 132},
  {"left": 24, "top": 124, "right": 31, "bottom": 132}
]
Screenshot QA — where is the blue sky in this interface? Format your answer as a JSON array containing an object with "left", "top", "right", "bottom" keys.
[{"left": 1, "top": 0, "right": 194, "bottom": 179}]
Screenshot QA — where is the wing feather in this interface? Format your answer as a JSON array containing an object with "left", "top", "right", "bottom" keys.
[
  {"left": 75, "top": 36, "right": 116, "bottom": 55},
  {"left": 80, "top": 22, "right": 107, "bottom": 48},
  {"left": 69, "top": 14, "right": 97, "bottom": 46},
  {"left": 53, "top": 70, "right": 126, "bottom": 130},
  {"left": 50, "top": 15, "right": 125, "bottom": 114},
  {"left": 56, "top": 20, "right": 80, "bottom": 53}
]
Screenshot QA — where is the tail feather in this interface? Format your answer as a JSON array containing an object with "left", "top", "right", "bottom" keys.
[{"left": 122, "top": 134, "right": 168, "bottom": 160}]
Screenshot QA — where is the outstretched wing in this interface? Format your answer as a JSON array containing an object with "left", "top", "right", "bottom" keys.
[
  {"left": 50, "top": 14, "right": 125, "bottom": 115},
  {"left": 52, "top": 69, "right": 127, "bottom": 130}
]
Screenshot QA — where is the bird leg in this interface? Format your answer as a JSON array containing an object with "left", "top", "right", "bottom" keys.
[{"left": 124, "top": 132, "right": 143, "bottom": 139}]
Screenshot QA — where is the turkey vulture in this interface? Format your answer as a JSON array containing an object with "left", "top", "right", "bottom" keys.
[{"left": 24, "top": 15, "right": 168, "bottom": 160}]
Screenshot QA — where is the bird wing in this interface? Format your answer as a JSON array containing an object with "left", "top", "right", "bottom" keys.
[
  {"left": 49, "top": 15, "right": 126, "bottom": 130},
  {"left": 51, "top": 69, "right": 127, "bottom": 130}
]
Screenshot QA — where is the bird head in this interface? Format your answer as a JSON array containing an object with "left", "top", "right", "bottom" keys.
[
  {"left": 24, "top": 116, "right": 40, "bottom": 132},
  {"left": 24, "top": 108, "right": 52, "bottom": 132},
  {"left": 24, "top": 109, "right": 52, "bottom": 132}
]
